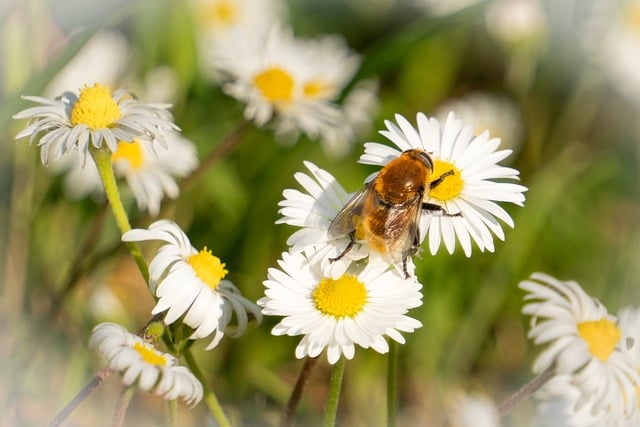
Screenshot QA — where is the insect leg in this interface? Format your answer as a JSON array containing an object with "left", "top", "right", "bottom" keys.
[
  {"left": 329, "top": 231, "right": 356, "bottom": 263},
  {"left": 422, "top": 202, "right": 462, "bottom": 217},
  {"left": 429, "top": 169, "right": 455, "bottom": 189}
]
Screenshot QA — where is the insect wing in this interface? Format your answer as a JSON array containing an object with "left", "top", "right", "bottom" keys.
[
  {"left": 327, "top": 183, "right": 372, "bottom": 239},
  {"left": 383, "top": 197, "right": 423, "bottom": 263}
]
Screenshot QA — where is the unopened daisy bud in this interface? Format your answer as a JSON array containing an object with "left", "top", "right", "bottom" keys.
[
  {"left": 90, "top": 322, "right": 203, "bottom": 406},
  {"left": 13, "top": 83, "right": 179, "bottom": 165},
  {"left": 122, "top": 220, "right": 262, "bottom": 350}
]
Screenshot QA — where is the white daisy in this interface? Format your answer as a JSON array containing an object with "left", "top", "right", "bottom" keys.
[
  {"left": 434, "top": 92, "right": 523, "bottom": 154},
  {"left": 361, "top": 112, "right": 527, "bottom": 257},
  {"left": 583, "top": 0, "right": 640, "bottom": 107},
  {"left": 53, "top": 131, "right": 198, "bottom": 216},
  {"left": 212, "top": 25, "right": 360, "bottom": 143},
  {"left": 520, "top": 272, "right": 639, "bottom": 423},
  {"left": 192, "top": 0, "right": 287, "bottom": 80},
  {"left": 121, "top": 220, "right": 261, "bottom": 350},
  {"left": 13, "top": 83, "right": 179, "bottom": 165},
  {"left": 485, "top": 0, "right": 547, "bottom": 50},
  {"left": 259, "top": 250, "right": 423, "bottom": 365},
  {"left": 89, "top": 322, "right": 203, "bottom": 406},
  {"left": 277, "top": 161, "right": 371, "bottom": 279}
]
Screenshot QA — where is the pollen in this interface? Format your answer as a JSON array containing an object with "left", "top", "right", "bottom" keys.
[
  {"left": 253, "top": 67, "right": 294, "bottom": 103},
  {"left": 312, "top": 274, "right": 367, "bottom": 318},
  {"left": 202, "top": 0, "right": 237, "bottom": 26},
  {"left": 70, "top": 83, "right": 121, "bottom": 129},
  {"left": 112, "top": 140, "right": 144, "bottom": 170},
  {"left": 302, "top": 79, "right": 327, "bottom": 98},
  {"left": 429, "top": 160, "right": 463, "bottom": 202},
  {"left": 577, "top": 318, "right": 621, "bottom": 362},
  {"left": 188, "top": 247, "right": 228, "bottom": 290},
  {"left": 133, "top": 342, "right": 168, "bottom": 366}
]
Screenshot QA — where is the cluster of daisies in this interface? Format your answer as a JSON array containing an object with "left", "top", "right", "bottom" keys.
[{"left": 261, "top": 112, "right": 528, "bottom": 364}]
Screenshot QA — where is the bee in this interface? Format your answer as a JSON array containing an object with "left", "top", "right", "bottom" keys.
[{"left": 327, "top": 149, "right": 460, "bottom": 278}]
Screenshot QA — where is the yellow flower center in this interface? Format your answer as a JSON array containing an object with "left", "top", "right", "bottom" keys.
[
  {"left": 428, "top": 160, "right": 463, "bottom": 202},
  {"left": 303, "top": 79, "right": 328, "bottom": 99},
  {"left": 625, "top": 2, "right": 640, "bottom": 34},
  {"left": 133, "top": 342, "right": 167, "bottom": 366},
  {"left": 70, "top": 83, "right": 121, "bottom": 129},
  {"left": 312, "top": 274, "right": 367, "bottom": 318},
  {"left": 111, "top": 140, "right": 144, "bottom": 170},
  {"left": 188, "top": 247, "right": 228, "bottom": 290},
  {"left": 577, "top": 318, "right": 621, "bottom": 362},
  {"left": 253, "top": 67, "right": 294, "bottom": 103},
  {"left": 202, "top": 0, "right": 237, "bottom": 26}
]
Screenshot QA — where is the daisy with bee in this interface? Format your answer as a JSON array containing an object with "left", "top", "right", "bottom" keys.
[{"left": 277, "top": 112, "right": 527, "bottom": 278}]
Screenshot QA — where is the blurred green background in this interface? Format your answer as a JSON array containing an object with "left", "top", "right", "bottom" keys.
[{"left": 1, "top": 0, "right": 639, "bottom": 425}]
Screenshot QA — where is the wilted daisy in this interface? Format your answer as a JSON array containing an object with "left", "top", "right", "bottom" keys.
[
  {"left": 53, "top": 131, "right": 198, "bottom": 216},
  {"left": 90, "top": 322, "right": 203, "bottom": 406},
  {"left": 583, "top": 0, "right": 640, "bottom": 106},
  {"left": 277, "top": 161, "right": 371, "bottom": 278},
  {"left": 13, "top": 83, "right": 178, "bottom": 165},
  {"left": 213, "top": 25, "right": 360, "bottom": 144},
  {"left": 520, "top": 272, "right": 639, "bottom": 422},
  {"left": 122, "top": 220, "right": 261, "bottom": 350},
  {"left": 259, "top": 250, "right": 422, "bottom": 365},
  {"left": 434, "top": 92, "right": 523, "bottom": 153},
  {"left": 361, "top": 112, "right": 527, "bottom": 257}
]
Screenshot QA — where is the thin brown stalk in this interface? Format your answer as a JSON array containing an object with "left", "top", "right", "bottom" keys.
[{"left": 280, "top": 356, "right": 319, "bottom": 427}]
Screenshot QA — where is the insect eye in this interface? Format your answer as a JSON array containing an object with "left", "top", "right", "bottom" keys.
[{"left": 419, "top": 151, "right": 434, "bottom": 170}]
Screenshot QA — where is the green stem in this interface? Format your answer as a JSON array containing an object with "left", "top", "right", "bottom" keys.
[
  {"left": 112, "top": 386, "right": 135, "bottom": 427},
  {"left": 387, "top": 341, "right": 399, "bottom": 427},
  {"left": 497, "top": 367, "right": 554, "bottom": 418},
  {"left": 90, "top": 147, "right": 148, "bottom": 283},
  {"left": 183, "top": 348, "right": 231, "bottom": 427},
  {"left": 280, "top": 356, "right": 319, "bottom": 427},
  {"left": 323, "top": 357, "right": 345, "bottom": 427},
  {"left": 167, "top": 399, "right": 178, "bottom": 427}
]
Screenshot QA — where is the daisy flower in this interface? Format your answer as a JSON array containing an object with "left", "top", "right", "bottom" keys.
[
  {"left": 90, "top": 322, "right": 203, "bottom": 406},
  {"left": 520, "top": 272, "right": 639, "bottom": 423},
  {"left": 212, "top": 25, "right": 360, "bottom": 144},
  {"left": 259, "top": 250, "right": 423, "bottom": 365},
  {"left": 122, "top": 220, "right": 261, "bottom": 350},
  {"left": 361, "top": 112, "right": 527, "bottom": 257},
  {"left": 53, "top": 131, "right": 198, "bottom": 216},
  {"left": 277, "top": 161, "right": 371, "bottom": 278},
  {"left": 13, "top": 83, "right": 178, "bottom": 165}
]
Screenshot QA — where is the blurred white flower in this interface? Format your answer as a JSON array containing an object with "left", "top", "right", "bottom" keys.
[
  {"left": 53, "top": 131, "right": 198, "bottom": 216},
  {"left": 434, "top": 92, "right": 523, "bottom": 154},
  {"left": 45, "top": 31, "right": 129, "bottom": 98},
  {"left": 448, "top": 392, "right": 501, "bottom": 427},
  {"left": 520, "top": 272, "right": 639, "bottom": 424},
  {"left": 213, "top": 25, "right": 362, "bottom": 148},
  {"left": 584, "top": 0, "right": 640, "bottom": 106},
  {"left": 485, "top": 0, "right": 547, "bottom": 49}
]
